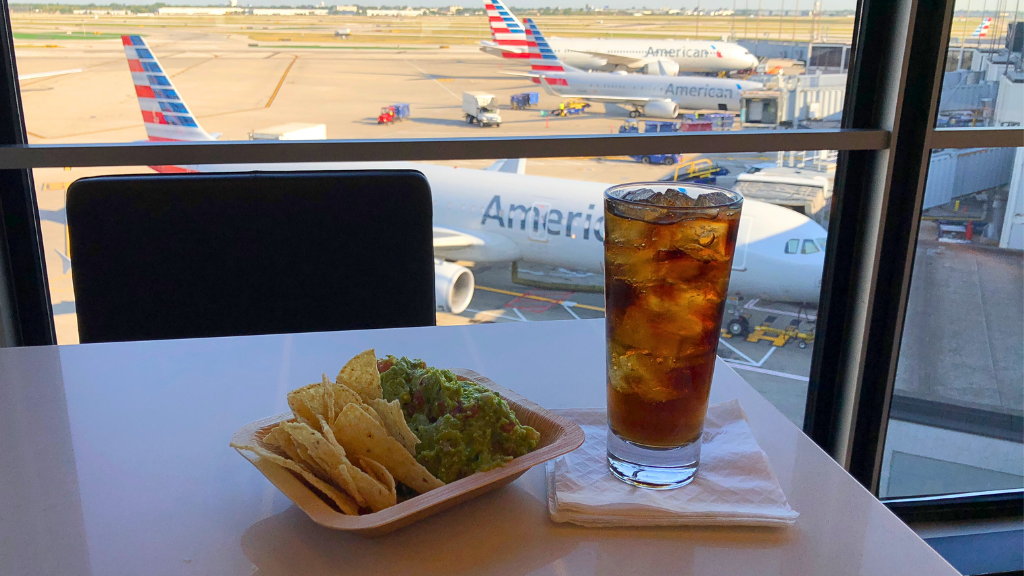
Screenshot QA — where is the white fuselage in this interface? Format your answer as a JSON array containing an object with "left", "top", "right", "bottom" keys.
[
  {"left": 549, "top": 37, "right": 759, "bottom": 73},
  {"left": 187, "top": 161, "right": 825, "bottom": 304},
  {"left": 545, "top": 73, "right": 763, "bottom": 113},
  {"left": 483, "top": 37, "right": 759, "bottom": 73}
]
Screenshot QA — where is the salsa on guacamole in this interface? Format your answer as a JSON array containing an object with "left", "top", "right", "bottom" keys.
[{"left": 378, "top": 356, "right": 540, "bottom": 484}]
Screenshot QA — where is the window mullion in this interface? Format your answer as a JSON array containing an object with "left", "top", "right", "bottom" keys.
[
  {"left": 0, "top": 0, "right": 56, "bottom": 347},
  {"left": 806, "top": 0, "right": 958, "bottom": 494}
]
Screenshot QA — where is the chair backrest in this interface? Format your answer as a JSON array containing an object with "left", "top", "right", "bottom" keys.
[{"left": 66, "top": 170, "right": 436, "bottom": 343}]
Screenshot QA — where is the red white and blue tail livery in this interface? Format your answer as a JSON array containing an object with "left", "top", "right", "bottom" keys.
[
  {"left": 971, "top": 17, "right": 993, "bottom": 38},
  {"left": 525, "top": 18, "right": 572, "bottom": 86},
  {"left": 483, "top": 0, "right": 529, "bottom": 58},
  {"left": 122, "top": 35, "right": 215, "bottom": 143}
]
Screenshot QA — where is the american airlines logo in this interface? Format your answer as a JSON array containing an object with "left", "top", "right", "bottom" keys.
[
  {"left": 664, "top": 84, "right": 736, "bottom": 99},
  {"left": 646, "top": 47, "right": 716, "bottom": 59},
  {"left": 480, "top": 195, "right": 604, "bottom": 241}
]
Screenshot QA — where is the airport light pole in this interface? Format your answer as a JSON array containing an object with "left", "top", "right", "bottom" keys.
[
  {"left": 745, "top": 0, "right": 750, "bottom": 39},
  {"left": 792, "top": 0, "right": 799, "bottom": 45},
  {"left": 696, "top": 1, "right": 701, "bottom": 39},
  {"left": 755, "top": 0, "right": 762, "bottom": 47},
  {"left": 778, "top": 0, "right": 785, "bottom": 41},
  {"left": 732, "top": 0, "right": 737, "bottom": 39}
]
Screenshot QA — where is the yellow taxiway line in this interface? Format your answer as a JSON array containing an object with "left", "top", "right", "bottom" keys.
[{"left": 475, "top": 285, "right": 605, "bottom": 313}]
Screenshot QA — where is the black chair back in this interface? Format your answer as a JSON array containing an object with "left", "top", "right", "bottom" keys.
[{"left": 67, "top": 170, "right": 436, "bottom": 343}]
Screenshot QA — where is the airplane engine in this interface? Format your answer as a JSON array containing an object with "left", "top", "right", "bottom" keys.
[
  {"left": 644, "top": 99, "right": 679, "bottom": 118},
  {"left": 434, "top": 259, "right": 475, "bottom": 314},
  {"left": 644, "top": 59, "right": 680, "bottom": 76}
]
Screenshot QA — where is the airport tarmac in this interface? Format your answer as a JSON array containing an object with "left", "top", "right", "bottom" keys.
[
  {"left": 16, "top": 39, "right": 733, "bottom": 144},
  {"left": 16, "top": 28, "right": 819, "bottom": 425}
]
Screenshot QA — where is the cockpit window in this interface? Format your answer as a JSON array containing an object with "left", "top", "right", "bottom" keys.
[
  {"left": 801, "top": 239, "right": 820, "bottom": 254},
  {"left": 815, "top": 238, "right": 828, "bottom": 250},
  {"left": 785, "top": 239, "right": 799, "bottom": 254}
]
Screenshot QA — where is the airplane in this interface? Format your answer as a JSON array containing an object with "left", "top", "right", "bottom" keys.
[
  {"left": 971, "top": 16, "right": 993, "bottom": 38},
  {"left": 65, "top": 34, "right": 826, "bottom": 325},
  {"left": 480, "top": 0, "right": 759, "bottom": 75},
  {"left": 515, "top": 19, "right": 764, "bottom": 117}
]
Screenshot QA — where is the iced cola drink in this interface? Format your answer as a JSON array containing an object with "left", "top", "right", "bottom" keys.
[{"left": 604, "top": 183, "right": 742, "bottom": 489}]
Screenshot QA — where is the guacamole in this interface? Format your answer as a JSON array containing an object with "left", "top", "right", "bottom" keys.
[{"left": 379, "top": 356, "right": 540, "bottom": 484}]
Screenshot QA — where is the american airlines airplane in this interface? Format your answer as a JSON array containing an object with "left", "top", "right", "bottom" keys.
[
  {"left": 516, "top": 19, "right": 763, "bottom": 117},
  {"left": 480, "top": 0, "right": 759, "bottom": 75},
  {"left": 99, "top": 35, "right": 826, "bottom": 322},
  {"left": 971, "top": 16, "right": 993, "bottom": 38}
]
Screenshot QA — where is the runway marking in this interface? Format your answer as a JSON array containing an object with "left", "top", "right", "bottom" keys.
[
  {"left": 170, "top": 56, "right": 217, "bottom": 78},
  {"left": 266, "top": 55, "right": 298, "bottom": 108},
  {"left": 511, "top": 307, "right": 529, "bottom": 322},
  {"left": 404, "top": 60, "right": 461, "bottom": 101},
  {"left": 463, "top": 307, "right": 521, "bottom": 322},
  {"left": 562, "top": 303, "right": 582, "bottom": 320},
  {"left": 476, "top": 285, "right": 605, "bottom": 312},
  {"left": 723, "top": 362, "right": 809, "bottom": 382},
  {"left": 718, "top": 338, "right": 757, "bottom": 365}
]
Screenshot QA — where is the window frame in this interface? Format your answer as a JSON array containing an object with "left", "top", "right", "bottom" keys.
[{"left": 1, "top": 0, "right": 1023, "bottom": 525}]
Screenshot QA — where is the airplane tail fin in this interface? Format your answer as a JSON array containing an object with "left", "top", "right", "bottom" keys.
[
  {"left": 971, "top": 16, "right": 993, "bottom": 38},
  {"left": 524, "top": 19, "right": 574, "bottom": 86},
  {"left": 484, "top": 0, "right": 529, "bottom": 57},
  {"left": 121, "top": 35, "right": 215, "bottom": 143}
]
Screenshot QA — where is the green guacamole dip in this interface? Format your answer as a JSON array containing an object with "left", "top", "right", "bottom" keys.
[{"left": 379, "top": 356, "right": 540, "bottom": 484}]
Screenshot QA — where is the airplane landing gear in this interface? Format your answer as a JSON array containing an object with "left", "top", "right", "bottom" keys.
[{"left": 726, "top": 317, "right": 750, "bottom": 337}]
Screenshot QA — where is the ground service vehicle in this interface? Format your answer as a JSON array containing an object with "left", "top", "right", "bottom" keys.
[
  {"left": 510, "top": 92, "right": 539, "bottom": 109},
  {"left": 377, "top": 103, "right": 410, "bottom": 125},
  {"left": 661, "top": 158, "right": 730, "bottom": 184},
  {"left": 631, "top": 153, "right": 681, "bottom": 165},
  {"left": 463, "top": 92, "right": 502, "bottom": 127}
]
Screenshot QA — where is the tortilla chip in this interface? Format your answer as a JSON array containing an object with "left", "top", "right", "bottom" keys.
[
  {"left": 231, "top": 441, "right": 360, "bottom": 515},
  {"left": 316, "top": 415, "right": 397, "bottom": 512},
  {"left": 337, "top": 349, "right": 382, "bottom": 403},
  {"left": 288, "top": 379, "right": 369, "bottom": 434},
  {"left": 357, "top": 456, "right": 397, "bottom": 500},
  {"left": 264, "top": 424, "right": 303, "bottom": 463},
  {"left": 370, "top": 398, "right": 420, "bottom": 456},
  {"left": 331, "top": 403, "right": 444, "bottom": 494},
  {"left": 286, "top": 382, "right": 327, "bottom": 426},
  {"left": 331, "top": 381, "right": 363, "bottom": 415},
  {"left": 280, "top": 421, "right": 366, "bottom": 508},
  {"left": 322, "top": 374, "right": 336, "bottom": 424}
]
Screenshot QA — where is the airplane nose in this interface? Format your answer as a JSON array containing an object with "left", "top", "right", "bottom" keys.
[{"left": 745, "top": 55, "right": 759, "bottom": 69}]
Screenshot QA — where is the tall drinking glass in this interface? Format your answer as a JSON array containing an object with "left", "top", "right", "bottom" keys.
[{"left": 604, "top": 183, "right": 742, "bottom": 489}]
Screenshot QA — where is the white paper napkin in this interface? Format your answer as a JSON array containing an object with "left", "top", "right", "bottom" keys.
[{"left": 547, "top": 400, "right": 799, "bottom": 527}]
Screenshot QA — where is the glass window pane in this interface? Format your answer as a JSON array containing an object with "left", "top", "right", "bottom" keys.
[
  {"left": 881, "top": 147, "right": 1023, "bottom": 498},
  {"left": 8, "top": 6, "right": 854, "bottom": 144},
  {"left": 939, "top": 4, "right": 1023, "bottom": 127},
  {"left": 36, "top": 147, "right": 839, "bottom": 428}
]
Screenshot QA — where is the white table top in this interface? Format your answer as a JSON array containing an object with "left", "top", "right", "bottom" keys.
[{"left": 0, "top": 319, "right": 958, "bottom": 576}]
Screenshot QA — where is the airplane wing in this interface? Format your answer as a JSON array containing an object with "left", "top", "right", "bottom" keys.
[
  {"left": 433, "top": 226, "right": 484, "bottom": 249},
  {"left": 498, "top": 70, "right": 540, "bottom": 78},
  {"left": 19, "top": 68, "right": 84, "bottom": 81},
  {"left": 553, "top": 92, "right": 655, "bottom": 105},
  {"left": 479, "top": 41, "right": 526, "bottom": 55},
  {"left": 567, "top": 49, "right": 646, "bottom": 69},
  {"left": 433, "top": 226, "right": 521, "bottom": 263}
]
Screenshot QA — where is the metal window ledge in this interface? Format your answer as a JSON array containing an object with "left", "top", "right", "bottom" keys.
[
  {"left": 0, "top": 129, "right": 890, "bottom": 169},
  {"left": 928, "top": 128, "right": 1024, "bottom": 150}
]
